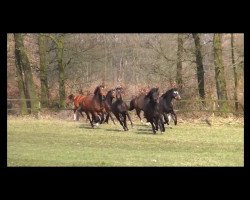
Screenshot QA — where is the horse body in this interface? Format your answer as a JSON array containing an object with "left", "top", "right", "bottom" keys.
[
  {"left": 159, "top": 88, "right": 181, "bottom": 125},
  {"left": 103, "top": 89, "right": 116, "bottom": 124},
  {"left": 111, "top": 87, "right": 133, "bottom": 131},
  {"left": 80, "top": 85, "right": 106, "bottom": 127},
  {"left": 143, "top": 88, "right": 165, "bottom": 134},
  {"left": 66, "top": 94, "right": 86, "bottom": 121},
  {"left": 129, "top": 94, "right": 146, "bottom": 122}
]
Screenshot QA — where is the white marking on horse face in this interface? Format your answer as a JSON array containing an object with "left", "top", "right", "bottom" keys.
[
  {"left": 173, "top": 91, "right": 179, "bottom": 95},
  {"left": 173, "top": 91, "right": 181, "bottom": 99}
]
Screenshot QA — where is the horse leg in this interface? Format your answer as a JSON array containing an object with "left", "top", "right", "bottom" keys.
[
  {"left": 85, "top": 111, "right": 94, "bottom": 127},
  {"left": 153, "top": 118, "right": 159, "bottom": 132},
  {"left": 150, "top": 121, "right": 156, "bottom": 134},
  {"left": 163, "top": 113, "right": 169, "bottom": 125},
  {"left": 171, "top": 111, "right": 177, "bottom": 125},
  {"left": 158, "top": 117, "right": 165, "bottom": 133},
  {"left": 104, "top": 113, "right": 110, "bottom": 123},
  {"left": 73, "top": 109, "right": 77, "bottom": 121},
  {"left": 114, "top": 112, "right": 126, "bottom": 131},
  {"left": 126, "top": 111, "right": 133, "bottom": 127},
  {"left": 160, "top": 115, "right": 166, "bottom": 132},
  {"left": 136, "top": 109, "right": 143, "bottom": 123},
  {"left": 109, "top": 113, "right": 116, "bottom": 125},
  {"left": 93, "top": 112, "right": 101, "bottom": 126},
  {"left": 123, "top": 113, "right": 128, "bottom": 131}
]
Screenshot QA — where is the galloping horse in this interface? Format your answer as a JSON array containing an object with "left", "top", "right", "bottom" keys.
[
  {"left": 103, "top": 89, "right": 116, "bottom": 125},
  {"left": 80, "top": 85, "right": 107, "bottom": 127},
  {"left": 111, "top": 87, "right": 133, "bottom": 131},
  {"left": 129, "top": 94, "right": 147, "bottom": 122},
  {"left": 66, "top": 94, "right": 85, "bottom": 121},
  {"left": 143, "top": 88, "right": 165, "bottom": 134},
  {"left": 159, "top": 88, "right": 181, "bottom": 125}
]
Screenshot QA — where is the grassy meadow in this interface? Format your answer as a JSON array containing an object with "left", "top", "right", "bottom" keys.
[{"left": 7, "top": 115, "right": 244, "bottom": 166}]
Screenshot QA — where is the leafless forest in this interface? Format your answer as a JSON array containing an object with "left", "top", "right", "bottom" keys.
[{"left": 7, "top": 33, "right": 244, "bottom": 117}]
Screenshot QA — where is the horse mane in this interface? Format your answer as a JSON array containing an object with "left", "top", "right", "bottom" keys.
[
  {"left": 145, "top": 88, "right": 159, "bottom": 99},
  {"left": 68, "top": 94, "right": 74, "bottom": 100},
  {"left": 161, "top": 88, "right": 175, "bottom": 99},
  {"left": 106, "top": 89, "right": 114, "bottom": 97},
  {"left": 94, "top": 85, "right": 104, "bottom": 95}
]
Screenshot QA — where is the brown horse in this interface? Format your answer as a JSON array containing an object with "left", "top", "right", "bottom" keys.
[
  {"left": 80, "top": 85, "right": 107, "bottom": 127},
  {"left": 66, "top": 94, "right": 86, "bottom": 121}
]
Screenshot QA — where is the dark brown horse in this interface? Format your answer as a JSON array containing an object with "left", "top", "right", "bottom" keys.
[
  {"left": 143, "top": 88, "right": 165, "bottom": 134},
  {"left": 80, "top": 85, "right": 107, "bottom": 127},
  {"left": 129, "top": 89, "right": 149, "bottom": 122},
  {"left": 111, "top": 87, "right": 133, "bottom": 131},
  {"left": 103, "top": 89, "right": 116, "bottom": 125}
]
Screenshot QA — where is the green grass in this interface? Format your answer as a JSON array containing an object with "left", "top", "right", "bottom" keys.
[{"left": 7, "top": 117, "right": 244, "bottom": 166}]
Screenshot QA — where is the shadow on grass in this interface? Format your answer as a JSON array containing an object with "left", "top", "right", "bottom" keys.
[
  {"left": 78, "top": 125, "right": 96, "bottom": 129},
  {"left": 134, "top": 131, "right": 151, "bottom": 135},
  {"left": 105, "top": 128, "right": 124, "bottom": 132}
]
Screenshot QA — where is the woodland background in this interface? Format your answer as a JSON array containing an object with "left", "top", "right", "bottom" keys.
[{"left": 7, "top": 33, "right": 244, "bottom": 117}]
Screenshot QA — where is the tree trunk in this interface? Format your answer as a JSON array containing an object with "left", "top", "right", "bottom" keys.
[
  {"left": 192, "top": 33, "right": 205, "bottom": 106},
  {"left": 213, "top": 34, "right": 229, "bottom": 114},
  {"left": 231, "top": 33, "right": 239, "bottom": 112},
  {"left": 38, "top": 34, "right": 49, "bottom": 107},
  {"left": 176, "top": 34, "right": 183, "bottom": 90},
  {"left": 14, "top": 33, "right": 39, "bottom": 114},
  {"left": 56, "top": 35, "right": 66, "bottom": 108}
]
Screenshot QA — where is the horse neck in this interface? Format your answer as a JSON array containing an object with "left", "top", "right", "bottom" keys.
[
  {"left": 93, "top": 93, "right": 104, "bottom": 106},
  {"left": 162, "top": 90, "right": 174, "bottom": 103},
  {"left": 105, "top": 92, "right": 114, "bottom": 105}
]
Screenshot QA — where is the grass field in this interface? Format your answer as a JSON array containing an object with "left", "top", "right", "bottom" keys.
[{"left": 7, "top": 116, "right": 244, "bottom": 166}]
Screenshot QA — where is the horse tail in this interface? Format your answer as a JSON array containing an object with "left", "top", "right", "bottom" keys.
[{"left": 128, "top": 99, "right": 135, "bottom": 111}]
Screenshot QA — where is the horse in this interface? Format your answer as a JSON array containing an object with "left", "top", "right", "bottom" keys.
[
  {"left": 66, "top": 94, "right": 85, "bottom": 121},
  {"left": 111, "top": 87, "right": 133, "bottom": 131},
  {"left": 129, "top": 93, "right": 147, "bottom": 123},
  {"left": 159, "top": 88, "right": 181, "bottom": 125},
  {"left": 143, "top": 87, "right": 165, "bottom": 134},
  {"left": 79, "top": 85, "right": 107, "bottom": 127},
  {"left": 103, "top": 89, "right": 116, "bottom": 125}
]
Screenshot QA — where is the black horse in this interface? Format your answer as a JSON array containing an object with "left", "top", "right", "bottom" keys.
[
  {"left": 159, "top": 88, "right": 181, "bottom": 125},
  {"left": 111, "top": 87, "right": 133, "bottom": 131},
  {"left": 103, "top": 89, "right": 116, "bottom": 125},
  {"left": 143, "top": 88, "right": 165, "bottom": 134}
]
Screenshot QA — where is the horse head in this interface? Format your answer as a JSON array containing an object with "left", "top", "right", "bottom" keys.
[
  {"left": 162, "top": 88, "right": 181, "bottom": 100},
  {"left": 94, "top": 85, "right": 106, "bottom": 97},
  {"left": 145, "top": 87, "right": 159, "bottom": 103},
  {"left": 66, "top": 94, "right": 74, "bottom": 108},
  {"left": 172, "top": 88, "right": 181, "bottom": 100},
  {"left": 115, "top": 87, "right": 123, "bottom": 100}
]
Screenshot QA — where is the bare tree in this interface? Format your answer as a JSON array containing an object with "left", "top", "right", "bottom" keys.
[
  {"left": 14, "top": 33, "right": 39, "bottom": 114},
  {"left": 39, "top": 34, "right": 49, "bottom": 107},
  {"left": 176, "top": 34, "right": 184, "bottom": 90},
  {"left": 192, "top": 33, "right": 205, "bottom": 105},
  {"left": 231, "top": 33, "right": 239, "bottom": 112},
  {"left": 213, "top": 33, "right": 229, "bottom": 113}
]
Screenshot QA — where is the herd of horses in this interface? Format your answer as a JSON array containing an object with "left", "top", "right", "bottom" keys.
[{"left": 66, "top": 85, "right": 181, "bottom": 134}]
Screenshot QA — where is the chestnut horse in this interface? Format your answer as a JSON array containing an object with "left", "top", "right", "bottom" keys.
[
  {"left": 80, "top": 85, "right": 107, "bottom": 127},
  {"left": 66, "top": 94, "right": 85, "bottom": 121}
]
